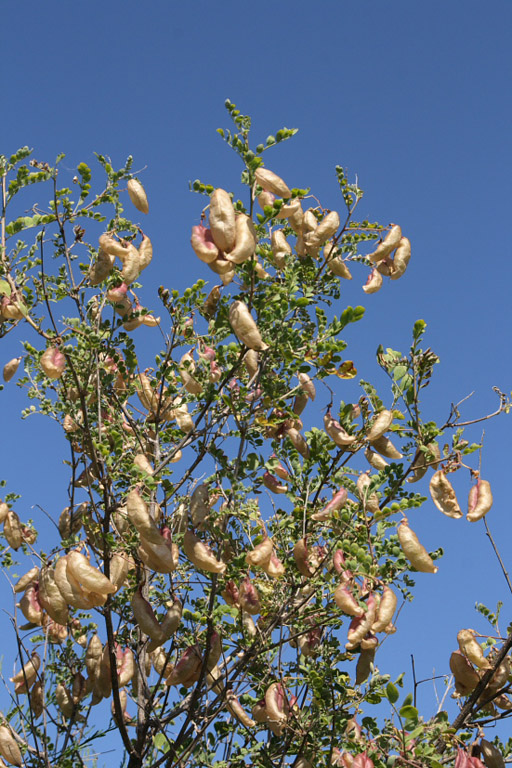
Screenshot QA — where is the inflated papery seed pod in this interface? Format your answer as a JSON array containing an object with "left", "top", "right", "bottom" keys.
[
  {"left": 209, "top": 188, "right": 236, "bottom": 252},
  {"left": 255, "top": 168, "right": 291, "bottom": 199},
  {"left": 2, "top": 357, "right": 21, "bottom": 383},
  {"left": 271, "top": 229, "right": 292, "bottom": 268},
  {"left": 85, "top": 634, "right": 103, "bottom": 693},
  {"left": 295, "top": 759, "right": 313, "bottom": 768},
  {"left": 334, "top": 584, "right": 364, "bottom": 617},
  {"left": 58, "top": 502, "right": 86, "bottom": 538},
  {"left": 131, "top": 588, "right": 165, "bottom": 644},
  {"left": 119, "top": 243, "right": 142, "bottom": 286},
  {"left": 229, "top": 300, "right": 268, "bottom": 351},
  {"left": 109, "top": 552, "right": 132, "bottom": 591},
  {"left": 179, "top": 351, "right": 202, "bottom": 395},
  {"left": 468, "top": 478, "right": 493, "bottom": 522},
  {"left": 324, "top": 412, "right": 356, "bottom": 446},
  {"left": 226, "top": 213, "right": 257, "bottom": 264},
  {"left": 372, "top": 586, "right": 397, "bottom": 633},
  {"left": 449, "top": 650, "right": 480, "bottom": 695},
  {"left": 127, "top": 178, "right": 149, "bottom": 214},
  {"left": 38, "top": 565, "right": 69, "bottom": 625},
  {"left": 246, "top": 536, "right": 273, "bottom": 568},
  {"left": 166, "top": 645, "right": 203, "bottom": 687},
  {"left": 146, "top": 599, "right": 183, "bottom": 652},
  {"left": 264, "top": 682, "right": 289, "bottom": 736},
  {"left": 312, "top": 487, "right": 348, "bottom": 522},
  {"left": 324, "top": 243, "right": 353, "bottom": 279},
  {"left": 429, "top": 470, "right": 462, "bottom": 518},
  {"left": 239, "top": 576, "right": 261, "bottom": 615},
  {"left": 389, "top": 236, "right": 411, "bottom": 280},
  {"left": 0, "top": 502, "right": 8, "bottom": 525},
  {"left": 126, "top": 488, "right": 161, "bottom": 545},
  {"left": 191, "top": 224, "right": 219, "bottom": 264},
  {"left": 40, "top": 346, "right": 66, "bottom": 379},
  {"left": 286, "top": 426, "right": 310, "bottom": 458},
  {"left": 407, "top": 445, "right": 432, "bottom": 483},
  {"left": 480, "top": 740, "right": 505, "bottom": 768},
  {"left": 262, "top": 471, "right": 288, "bottom": 494},
  {"left": 364, "top": 447, "right": 388, "bottom": 471},
  {"left": 30, "top": 679, "right": 43, "bottom": 718},
  {"left": 0, "top": 725, "right": 22, "bottom": 766},
  {"left": 66, "top": 551, "right": 116, "bottom": 596},
  {"left": 54, "top": 556, "right": 96, "bottom": 609},
  {"left": 397, "top": 519, "right": 438, "bottom": 573},
  {"left": 457, "top": 629, "right": 491, "bottom": 670},
  {"left": 221, "top": 580, "right": 240, "bottom": 606},
  {"left": 225, "top": 691, "right": 256, "bottom": 727},
  {"left": 305, "top": 211, "right": 340, "bottom": 247},
  {"left": 172, "top": 398, "right": 194, "bottom": 434},
  {"left": 89, "top": 249, "right": 115, "bottom": 285},
  {"left": 366, "top": 409, "right": 393, "bottom": 442},
  {"left": 56, "top": 683, "right": 75, "bottom": 719},
  {"left": 367, "top": 225, "right": 402, "bottom": 263},
  {"left": 133, "top": 452, "right": 154, "bottom": 475},
  {"left": 355, "top": 647, "right": 375, "bottom": 685},
  {"left": 4, "top": 511, "right": 23, "bottom": 550},
  {"left": 356, "top": 473, "right": 380, "bottom": 514},
  {"left": 183, "top": 530, "right": 226, "bottom": 574},
  {"left": 13, "top": 566, "right": 39, "bottom": 594},
  {"left": 242, "top": 610, "right": 257, "bottom": 637},
  {"left": 190, "top": 483, "right": 210, "bottom": 527},
  {"left": 139, "top": 532, "right": 179, "bottom": 574},
  {"left": 138, "top": 233, "right": 153, "bottom": 270},
  {"left": 370, "top": 434, "right": 402, "bottom": 459},
  {"left": 363, "top": 268, "right": 383, "bottom": 294},
  {"left": 293, "top": 538, "right": 313, "bottom": 578},
  {"left": 19, "top": 585, "right": 43, "bottom": 625},
  {"left": 346, "top": 595, "right": 377, "bottom": 649},
  {"left": 484, "top": 656, "right": 511, "bottom": 694},
  {"left": 10, "top": 652, "right": 40, "bottom": 694}
]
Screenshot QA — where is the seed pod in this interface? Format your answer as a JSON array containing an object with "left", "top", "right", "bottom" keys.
[
  {"left": 246, "top": 537, "right": 273, "bottom": 568},
  {"left": 0, "top": 725, "right": 22, "bottom": 766},
  {"left": 367, "top": 225, "right": 402, "bottom": 263},
  {"left": 457, "top": 629, "right": 490, "bottom": 670},
  {"left": 166, "top": 644, "right": 203, "bottom": 687},
  {"left": 334, "top": 584, "right": 364, "bottom": 617},
  {"left": 30, "top": 679, "right": 43, "bottom": 718},
  {"left": 305, "top": 211, "right": 340, "bottom": 247},
  {"left": 209, "top": 189, "right": 236, "bottom": 252},
  {"left": 0, "top": 502, "right": 8, "bottom": 525},
  {"left": 450, "top": 650, "right": 480, "bottom": 695},
  {"left": 480, "top": 740, "right": 505, "bottom": 768},
  {"left": 226, "top": 214, "right": 257, "bottom": 264},
  {"left": 225, "top": 692, "right": 256, "bottom": 727},
  {"left": 19, "top": 585, "right": 43, "bottom": 625},
  {"left": 346, "top": 594, "right": 377, "bottom": 649},
  {"left": 189, "top": 483, "right": 210, "bottom": 528},
  {"left": 126, "top": 488, "right": 161, "bottom": 545},
  {"left": 407, "top": 444, "right": 433, "bottom": 483},
  {"left": 229, "top": 300, "right": 268, "bottom": 351},
  {"left": 10, "top": 652, "right": 40, "bottom": 694},
  {"left": 38, "top": 565, "right": 69, "bottom": 625},
  {"left": 468, "top": 479, "right": 493, "bottom": 522},
  {"left": 131, "top": 588, "right": 165, "bottom": 643},
  {"left": 88, "top": 248, "right": 115, "bottom": 285},
  {"left": 4, "top": 511, "right": 23, "bottom": 550},
  {"left": 109, "top": 552, "right": 132, "bottom": 591},
  {"left": 262, "top": 551, "right": 286, "bottom": 578},
  {"left": 55, "top": 682, "right": 74, "bottom": 718},
  {"left": 264, "top": 682, "right": 289, "bottom": 735},
  {"left": 54, "top": 556, "right": 94, "bottom": 609},
  {"left": 242, "top": 610, "right": 257, "bottom": 637},
  {"left": 293, "top": 538, "right": 314, "bottom": 578},
  {"left": 127, "top": 178, "right": 149, "bottom": 214},
  {"left": 262, "top": 471, "right": 288, "bottom": 494},
  {"left": 239, "top": 576, "right": 261, "bottom": 615},
  {"left": 397, "top": 519, "right": 438, "bottom": 573},
  {"left": 429, "top": 471, "right": 462, "bottom": 518},
  {"left": 137, "top": 233, "right": 153, "bottom": 270},
  {"left": 139, "top": 533, "right": 179, "bottom": 574},
  {"left": 364, "top": 447, "right": 388, "bottom": 471},
  {"left": 389, "top": 237, "right": 411, "bottom": 280},
  {"left": 3, "top": 357, "right": 21, "bottom": 383},
  {"left": 191, "top": 224, "right": 219, "bottom": 264},
  {"left": 40, "top": 347, "right": 66, "bottom": 379},
  {"left": 13, "top": 566, "right": 39, "bottom": 594},
  {"left": 312, "top": 487, "right": 348, "bottom": 522},
  {"left": 119, "top": 243, "right": 141, "bottom": 286},
  {"left": 372, "top": 586, "right": 397, "bottom": 633},
  {"left": 66, "top": 551, "right": 116, "bottom": 596},
  {"left": 286, "top": 427, "right": 310, "bottom": 458},
  {"left": 255, "top": 168, "right": 291, "bottom": 199},
  {"left": 179, "top": 351, "right": 203, "bottom": 395},
  {"left": 369, "top": 434, "right": 403, "bottom": 459},
  {"left": 355, "top": 647, "right": 375, "bottom": 685},
  {"left": 258, "top": 189, "right": 275, "bottom": 209},
  {"left": 366, "top": 410, "right": 393, "bottom": 442},
  {"left": 363, "top": 268, "right": 383, "bottom": 294},
  {"left": 324, "top": 412, "right": 356, "bottom": 446},
  {"left": 324, "top": 244, "right": 353, "bottom": 279},
  {"left": 183, "top": 530, "right": 226, "bottom": 574},
  {"left": 356, "top": 473, "right": 381, "bottom": 514}
]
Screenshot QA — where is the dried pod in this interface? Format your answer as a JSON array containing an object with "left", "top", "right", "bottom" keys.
[
  {"left": 226, "top": 214, "right": 257, "bottom": 264},
  {"left": 480, "top": 740, "right": 505, "bottom": 768},
  {"left": 88, "top": 249, "right": 115, "bottom": 285},
  {"left": 246, "top": 537, "right": 273, "bottom": 568},
  {"left": 389, "top": 236, "right": 411, "bottom": 280},
  {"left": 369, "top": 434, "right": 402, "bottom": 459},
  {"left": 13, "top": 566, "right": 39, "bottom": 594},
  {"left": 127, "top": 178, "right": 149, "bottom": 214},
  {"left": 239, "top": 576, "right": 262, "bottom": 615},
  {"left": 262, "top": 471, "right": 288, "bottom": 494},
  {"left": 364, "top": 446, "right": 388, "bottom": 470},
  {"left": 58, "top": 503, "right": 86, "bottom": 539},
  {"left": 334, "top": 584, "right": 364, "bottom": 617},
  {"left": 166, "top": 645, "right": 202, "bottom": 687},
  {"left": 312, "top": 487, "right": 348, "bottom": 522},
  {"left": 119, "top": 243, "right": 141, "bottom": 286},
  {"left": 4, "top": 511, "right": 23, "bottom": 550},
  {"left": 355, "top": 647, "right": 375, "bottom": 685},
  {"left": 183, "top": 530, "right": 226, "bottom": 574},
  {"left": 324, "top": 243, "right": 353, "bottom": 279},
  {"left": 255, "top": 168, "right": 291, "bottom": 199},
  {"left": 3, "top": 357, "right": 21, "bottom": 383},
  {"left": 66, "top": 551, "right": 116, "bottom": 596},
  {"left": 38, "top": 565, "right": 69, "bottom": 625},
  {"left": 397, "top": 519, "right": 438, "bottom": 573},
  {"left": 242, "top": 610, "right": 257, "bottom": 637},
  {"left": 363, "top": 268, "right": 383, "bottom": 294},
  {"left": 293, "top": 539, "right": 314, "bottom": 578},
  {"left": 262, "top": 551, "right": 286, "bottom": 578},
  {"left": 264, "top": 682, "right": 289, "bottom": 735},
  {"left": 356, "top": 473, "right": 381, "bottom": 514},
  {"left": 468, "top": 479, "right": 493, "bottom": 522},
  {"left": 229, "top": 300, "right": 268, "bottom": 351},
  {"left": 286, "top": 426, "right": 310, "bottom": 458},
  {"left": 324, "top": 412, "right": 356, "bottom": 446},
  {"left": 30, "top": 679, "right": 43, "bottom": 718},
  {"left": 0, "top": 502, "right": 8, "bottom": 525},
  {"left": 449, "top": 650, "right": 480, "bottom": 695},
  {"left": 367, "top": 225, "right": 402, "bottom": 263},
  {"left": 457, "top": 629, "right": 490, "bottom": 670},
  {"left": 109, "top": 552, "right": 132, "bottom": 591},
  {"left": 372, "top": 586, "right": 398, "bottom": 633},
  {"left": 209, "top": 189, "right": 236, "bottom": 252},
  {"left": 131, "top": 588, "right": 165, "bottom": 643},
  {"left": 19, "top": 585, "right": 43, "bottom": 625},
  {"left": 126, "top": 488, "right": 161, "bottom": 545},
  {"left": 191, "top": 224, "right": 219, "bottom": 264},
  {"left": 366, "top": 409, "right": 393, "bottom": 442},
  {"left": 429, "top": 471, "right": 462, "bottom": 518},
  {"left": 139, "top": 533, "right": 179, "bottom": 574},
  {"left": 346, "top": 594, "right": 377, "bottom": 649},
  {"left": 179, "top": 351, "right": 202, "bottom": 395},
  {"left": 225, "top": 692, "right": 256, "bottom": 727},
  {"left": 305, "top": 211, "right": 340, "bottom": 247},
  {"left": 10, "top": 652, "right": 40, "bottom": 694},
  {"left": 0, "top": 725, "right": 22, "bottom": 766},
  {"left": 258, "top": 190, "right": 275, "bottom": 209},
  {"left": 40, "top": 347, "right": 66, "bottom": 379}
]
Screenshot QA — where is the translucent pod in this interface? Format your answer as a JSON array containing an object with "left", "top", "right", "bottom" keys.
[
  {"left": 264, "top": 682, "right": 290, "bottom": 736},
  {"left": 372, "top": 586, "right": 397, "bottom": 633},
  {"left": 0, "top": 725, "right": 22, "bottom": 766},
  {"left": 312, "top": 487, "right": 348, "bottom": 522},
  {"left": 13, "top": 566, "right": 39, "bottom": 594},
  {"left": 429, "top": 470, "right": 462, "bottom": 518},
  {"left": 355, "top": 648, "right": 375, "bottom": 685},
  {"left": 239, "top": 576, "right": 262, "bottom": 615},
  {"left": 389, "top": 237, "right": 411, "bottom": 280},
  {"left": 147, "top": 598, "right": 183, "bottom": 652},
  {"left": 262, "top": 471, "right": 288, "bottom": 494},
  {"left": 364, "top": 447, "right": 388, "bottom": 471},
  {"left": 138, "top": 233, "right": 153, "bottom": 269},
  {"left": 0, "top": 501, "right": 8, "bottom": 524},
  {"left": 225, "top": 692, "right": 256, "bottom": 727},
  {"left": 468, "top": 479, "right": 493, "bottom": 522},
  {"left": 38, "top": 565, "right": 69, "bottom": 625},
  {"left": 89, "top": 249, "right": 115, "bottom": 285},
  {"left": 10, "top": 652, "right": 40, "bottom": 694},
  {"left": 225, "top": 214, "right": 257, "bottom": 264},
  {"left": 324, "top": 412, "right": 356, "bottom": 446},
  {"left": 119, "top": 243, "right": 142, "bottom": 286},
  {"left": 183, "top": 530, "right": 226, "bottom": 574},
  {"left": 40, "top": 347, "right": 66, "bottom": 379},
  {"left": 191, "top": 224, "right": 219, "bottom": 264},
  {"left": 271, "top": 229, "right": 292, "bottom": 268},
  {"left": 56, "top": 683, "right": 74, "bottom": 718},
  {"left": 127, "top": 178, "right": 149, "bottom": 214},
  {"left": 246, "top": 537, "right": 273, "bottom": 568},
  {"left": 165, "top": 645, "right": 202, "bottom": 687},
  {"left": 305, "top": 211, "right": 340, "bottom": 247},
  {"left": 19, "top": 585, "right": 43, "bottom": 625},
  {"left": 254, "top": 168, "right": 291, "bottom": 199},
  {"left": 449, "top": 650, "right": 480, "bottom": 695},
  {"left": 457, "top": 629, "right": 491, "bottom": 670},
  {"left": 126, "top": 488, "right": 162, "bottom": 546},
  {"left": 369, "top": 434, "right": 402, "bottom": 459},
  {"left": 397, "top": 519, "right": 438, "bottom": 573},
  {"left": 480, "top": 739, "right": 505, "bottom": 768},
  {"left": 30, "top": 679, "right": 43, "bottom": 718},
  {"left": 209, "top": 188, "right": 236, "bottom": 252},
  {"left": 179, "top": 351, "right": 203, "bottom": 395},
  {"left": 293, "top": 538, "right": 313, "bottom": 577},
  {"left": 261, "top": 552, "right": 286, "bottom": 578},
  {"left": 334, "top": 584, "right": 364, "bottom": 617},
  {"left": 109, "top": 552, "right": 133, "bottom": 591},
  {"left": 366, "top": 409, "right": 393, "bottom": 442},
  {"left": 4, "top": 511, "right": 23, "bottom": 550},
  {"left": 346, "top": 594, "right": 377, "bottom": 649},
  {"left": 367, "top": 225, "right": 402, "bottom": 263},
  {"left": 324, "top": 243, "right": 353, "bottom": 279},
  {"left": 131, "top": 588, "right": 165, "bottom": 644},
  {"left": 66, "top": 551, "right": 116, "bottom": 596},
  {"left": 362, "top": 268, "right": 383, "bottom": 294},
  {"left": 190, "top": 483, "right": 210, "bottom": 527},
  {"left": 286, "top": 427, "right": 310, "bottom": 458},
  {"left": 229, "top": 300, "right": 268, "bottom": 351},
  {"left": 356, "top": 473, "right": 381, "bottom": 514},
  {"left": 54, "top": 556, "right": 96, "bottom": 609},
  {"left": 139, "top": 533, "right": 179, "bottom": 574}
]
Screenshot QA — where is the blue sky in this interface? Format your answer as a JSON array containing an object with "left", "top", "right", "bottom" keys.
[{"left": 1, "top": 0, "right": 511, "bottom": 752}]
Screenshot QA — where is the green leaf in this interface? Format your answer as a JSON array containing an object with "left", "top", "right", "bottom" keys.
[
  {"left": 413, "top": 319, "right": 427, "bottom": 340},
  {"left": 0, "top": 280, "right": 12, "bottom": 297},
  {"left": 402, "top": 692, "right": 413, "bottom": 706},
  {"left": 386, "top": 682, "right": 399, "bottom": 703},
  {"left": 399, "top": 704, "right": 418, "bottom": 724}
]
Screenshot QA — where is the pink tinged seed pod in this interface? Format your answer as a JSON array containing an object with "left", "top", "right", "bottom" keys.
[
  {"left": 449, "top": 650, "right": 480, "bottom": 695},
  {"left": 89, "top": 248, "right": 115, "bottom": 285},
  {"left": 367, "top": 225, "right": 402, "bottom": 263},
  {"left": 352, "top": 753, "right": 374, "bottom": 768},
  {"left": 183, "top": 530, "right": 226, "bottom": 574},
  {"left": 40, "top": 347, "right": 66, "bottom": 379},
  {"left": 225, "top": 692, "right": 256, "bottom": 727},
  {"left": 239, "top": 576, "right": 262, "bottom": 615},
  {"left": 429, "top": 470, "right": 462, "bottom": 518},
  {"left": 293, "top": 538, "right": 313, "bottom": 577},
  {"left": 345, "top": 717, "right": 362, "bottom": 740},
  {"left": 3, "top": 357, "right": 21, "bottom": 382},
  {"left": 366, "top": 409, "right": 393, "bottom": 442},
  {"left": 262, "top": 471, "right": 288, "bottom": 494},
  {"left": 457, "top": 629, "right": 491, "bottom": 670},
  {"left": 127, "top": 178, "right": 149, "bottom": 214},
  {"left": 229, "top": 300, "right": 269, "bottom": 351},
  {"left": 139, "top": 533, "right": 179, "bottom": 574},
  {"left": 126, "top": 488, "right": 162, "bottom": 545},
  {"left": 390, "top": 237, "right": 411, "bottom": 280},
  {"left": 362, "top": 268, "right": 383, "bottom": 294},
  {"left": 264, "top": 682, "right": 290, "bottom": 735},
  {"left": 255, "top": 168, "right": 291, "bottom": 199},
  {"left": 346, "top": 594, "right": 377, "bottom": 649},
  {"left": 468, "top": 478, "right": 493, "bottom": 522},
  {"left": 262, "top": 551, "right": 286, "bottom": 578},
  {"left": 286, "top": 427, "right": 310, "bottom": 458},
  {"left": 246, "top": 537, "right": 273, "bottom": 568},
  {"left": 13, "top": 566, "right": 39, "bottom": 593},
  {"left": 4, "top": 510, "right": 23, "bottom": 549},
  {"left": 66, "top": 551, "right": 116, "bottom": 596},
  {"left": 191, "top": 225, "right": 219, "bottom": 264},
  {"left": 312, "top": 487, "right": 348, "bottom": 521},
  {"left": 166, "top": 644, "right": 203, "bottom": 687},
  {"left": 334, "top": 584, "right": 364, "bottom": 617},
  {"left": 364, "top": 446, "right": 388, "bottom": 471},
  {"left": 372, "top": 586, "right": 398, "bottom": 633},
  {"left": 355, "top": 647, "right": 375, "bottom": 685},
  {"left": 209, "top": 188, "right": 236, "bottom": 252},
  {"left": 271, "top": 456, "right": 290, "bottom": 481},
  {"left": 221, "top": 580, "right": 240, "bottom": 606},
  {"left": 324, "top": 412, "right": 356, "bottom": 446},
  {"left": 397, "top": 519, "right": 438, "bottom": 573},
  {"left": 38, "top": 565, "right": 69, "bottom": 625},
  {"left": 131, "top": 588, "right": 166, "bottom": 643},
  {"left": 19, "top": 584, "right": 43, "bottom": 625}
]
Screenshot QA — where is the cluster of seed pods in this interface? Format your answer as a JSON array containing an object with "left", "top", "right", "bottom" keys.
[{"left": 449, "top": 629, "right": 512, "bottom": 715}]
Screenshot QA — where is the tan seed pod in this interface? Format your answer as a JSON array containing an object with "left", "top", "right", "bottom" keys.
[
  {"left": 38, "top": 565, "right": 69, "bottom": 625},
  {"left": 305, "top": 211, "right": 340, "bottom": 247},
  {"left": 367, "top": 225, "right": 402, "bottom": 263},
  {"left": 449, "top": 650, "right": 480, "bottom": 695},
  {"left": 0, "top": 502, "right": 8, "bottom": 525},
  {"left": 183, "top": 530, "right": 226, "bottom": 574},
  {"left": 363, "top": 268, "right": 383, "bottom": 294},
  {"left": 2, "top": 357, "right": 21, "bottom": 383},
  {"left": 298, "top": 371, "right": 316, "bottom": 400},
  {"left": 66, "top": 551, "right": 116, "bottom": 596},
  {"left": 255, "top": 168, "right": 291, "bottom": 199},
  {"left": 19, "top": 585, "right": 43, "bottom": 625},
  {"left": 327, "top": 254, "right": 353, "bottom": 279},
  {"left": 109, "top": 552, "right": 132, "bottom": 591},
  {"left": 364, "top": 446, "right": 388, "bottom": 470},
  {"left": 429, "top": 471, "right": 462, "bottom": 518},
  {"left": 457, "top": 629, "right": 490, "bottom": 670},
  {"left": 312, "top": 487, "right": 348, "bottom": 522},
  {"left": 229, "top": 300, "right": 268, "bottom": 351},
  {"left": 88, "top": 249, "right": 115, "bottom": 285},
  {"left": 119, "top": 243, "right": 141, "bottom": 286},
  {"left": 201, "top": 284, "right": 221, "bottom": 317},
  {"left": 131, "top": 589, "right": 165, "bottom": 643},
  {"left": 209, "top": 189, "right": 236, "bottom": 252},
  {"left": 190, "top": 483, "right": 210, "bottom": 528},
  {"left": 127, "top": 178, "right": 148, "bottom": 214},
  {"left": 397, "top": 519, "right": 438, "bottom": 573},
  {"left": 4, "top": 511, "right": 23, "bottom": 550},
  {"left": 346, "top": 594, "right": 377, "bottom": 649},
  {"left": 30, "top": 679, "right": 43, "bottom": 718},
  {"left": 355, "top": 648, "right": 375, "bottom": 685},
  {"left": 40, "top": 347, "right": 66, "bottom": 379},
  {"left": 356, "top": 473, "right": 381, "bottom": 514},
  {"left": 243, "top": 349, "right": 259, "bottom": 379},
  {"left": 98, "top": 233, "right": 130, "bottom": 259},
  {"left": 166, "top": 645, "right": 203, "bottom": 688},
  {"left": 58, "top": 503, "right": 85, "bottom": 539},
  {"left": 286, "top": 427, "right": 310, "bottom": 458},
  {"left": 225, "top": 692, "right": 256, "bottom": 727},
  {"left": 126, "top": 488, "right": 162, "bottom": 545},
  {"left": 366, "top": 409, "right": 394, "bottom": 442},
  {"left": 370, "top": 434, "right": 402, "bottom": 459},
  {"left": 334, "top": 584, "right": 364, "bottom": 617},
  {"left": 54, "top": 556, "right": 95, "bottom": 609},
  {"left": 389, "top": 237, "right": 411, "bottom": 280},
  {"left": 138, "top": 233, "right": 153, "bottom": 269},
  {"left": 242, "top": 611, "right": 257, "bottom": 637},
  {"left": 246, "top": 537, "right": 273, "bottom": 568},
  {"left": 264, "top": 682, "right": 289, "bottom": 735},
  {"left": 10, "top": 652, "right": 40, "bottom": 694},
  {"left": 179, "top": 351, "right": 203, "bottom": 395},
  {"left": 468, "top": 479, "right": 493, "bottom": 522},
  {"left": 293, "top": 538, "right": 313, "bottom": 578},
  {"left": 13, "top": 566, "right": 39, "bottom": 594},
  {"left": 372, "top": 586, "right": 397, "bottom": 633},
  {"left": 324, "top": 412, "right": 356, "bottom": 446},
  {"left": 133, "top": 453, "right": 154, "bottom": 475},
  {"left": 261, "top": 551, "right": 286, "bottom": 578},
  {"left": 138, "top": 534, "right": 179, "bottom": 574},
  {"left": 225, "top": 214, "right": 257, "bottom": 264},
  {"left": 0, "top": 726, "right": 22, "bottom": 766},
  {"left": 480, "top": 739, "right": 505, "bottom": 768}
]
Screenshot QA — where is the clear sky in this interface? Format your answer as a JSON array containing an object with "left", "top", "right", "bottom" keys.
[{"left": 1, "top": 0, "right": 511, "bottom": 753}]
